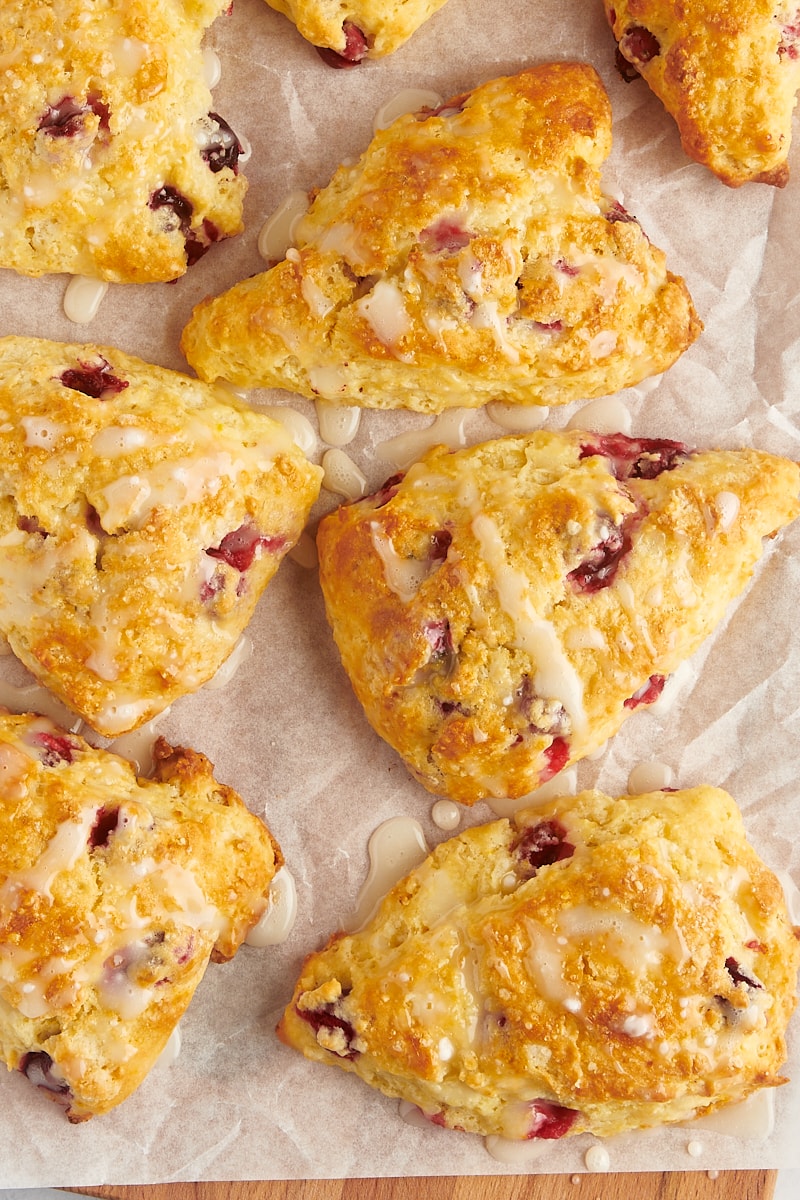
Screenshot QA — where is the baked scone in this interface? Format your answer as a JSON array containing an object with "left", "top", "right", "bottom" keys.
[
  {"left": 604, "top": 1, "right": 800, "bottom": 187},
  {"left": 181, "top": 63, "right": 701, "bottom": 413},
  {"left": 279, "top": 786, "right": 800, "bottom": 1140},
  {"left": 316, "top": 430, "right": 800, "bottom": 805},
  {"left": 263, "top": 0, "right": 450, "bottom": 64},
  {"left": 0, "top": 335, "right": 323, "bottom": 736},
  {"left": 0, "top": 0, "right": 246, "bottom": 281},
  {"left": 0, "top": 712, "right": 281, "bottom": 1121}
]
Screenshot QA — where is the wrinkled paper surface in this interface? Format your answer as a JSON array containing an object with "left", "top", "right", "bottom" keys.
[{"left": 1, "top": 0, "right": 799, "bottom": 1183}]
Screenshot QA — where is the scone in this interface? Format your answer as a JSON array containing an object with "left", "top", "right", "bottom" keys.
[
  {"left": 264, "top": 0, "right": 450, "bottom": 64},
  {"left": 604, "top": 1, "right": 800, "bottom": 187},
  {"left": 316, "top": 430, "right": 800, "bottom": 805},
  {"left": 278, "top": 785, "right": 800, "bottom": 1140},
  {"left": 0, "top": 0, "right": 246, "bottom": 281},
  {"left": 0, "top": 335, "right": 323, "bottom": 736},
  {"left": 181, "top": 63, "right": 701, "bottom": 413},
  {"left": 0, "top": 711, "right": 281, "bottom": 1121}
]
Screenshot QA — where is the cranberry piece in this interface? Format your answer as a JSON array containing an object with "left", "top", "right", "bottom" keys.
[
  {"left": 419, "top": 219, "right": 472, "bottom": 254},
  {"left": 619, "top": 25, "right": 661, "bottom": 64},
  {"left": 423, "top": 618, "right": 453, "bottom": 661},
  {"left": 19, "top": 1051, "right": 71, "bottom": 1096},
  {"left": 745, "top": 939, "right": 766, "bottom": 952},
  {"left": 150, "top": 184, "right": 192, "bottom": 225},
  {"left": 200, "top": 568, "right": 226, "bottom": 605},
  {"left": 366, "top": 472, "right": 405, "bottom": 509},
  {"left": 201, "top": 113, "right": 242, "bottom": 174},
  {"left": 513, "top": 818, "right": 574, "bottom": 875},
  {"left": 206, "top": 522, "right": 283, "bottom": 572},
  {"left": 604, "top": 199, "right": 640, "bottom": 225},
  {"left": 429, "top": 530, "right": 452, "bottom": 560},
  {"left": 539, "top": 736, "right": 570, "bottom": 783},
  {"left": 316, "top": 21, "right": 369, "bottom": 68},
  {"left": 567, "top": 516, "right": 634, "bottom": 594},
  {"left": 725, "top": 957, "right": 762, "bottom": 990},
  {"left": 437, "top": 699, "right": 469, "bottom": 716},
  {"left": 60, "top": 356, "right": 128, "bottom": 399},
  {"left": 184, "top": 218, "right": 220, "bottom": 267},
  {"left": 526, "top": 1100, "right": 579, "bottom": 1139},
  {"left": 623, "top": 673, "right": 666, "bottom": 710},
  {"left": 150, "top": 187, "right": 220, "bottom": 267},
  {"left": 89, "top": 806, "right": 119, "bottom": 849},
  {"left": 579, "top": 433, "right": 690, "bottom": 481},
  {"left": 33, "top": 731, "right": 77, "bottom": 766},
  {"left": 296, "top": 1003, "right": 361, "bottom": 1059},
  {"left": 615, "top": 46, "right": 642, "bottom": 83},
  {"left": 17, "top": 515, "right": 48, "bottom": 536},
  {"left": 38, "top": 92, "right": 110, "bottom": 137},
  {"left": 534, "top": 319, "right": 564, "bottom": 332},
  {"left": 554, "top": 258, "right": 580, "bottom": 277},
  {"left": 419, "top": 95, "right": 468, "bottom": 118},
  {"left": 779, "top": 18, "right": 800, "bottom": 59}
]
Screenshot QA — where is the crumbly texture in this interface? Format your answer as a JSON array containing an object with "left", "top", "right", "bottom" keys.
[
  {"left": 264, "top": 0, "right": 450, "bottom": 60},
  {"left": 0, "top": 712, "right": 281, "bottom": 1121},
  {"left": 316, "top": 430, "right": 800, "bottom": 805},
  {"left": 181, "top": 63, "right": 701, "bottom": 413},
  {"left": 278, "top": 786, "right": 800, "bottom": 1140},
  {"left": 0, "top": 335, "right": 322, "bottom": 736},
  {"left": 604, "top": 1, "right": 800, "bottom": 187},
  {"left": 0, "top": 0, "right": 246, "bottom": 281}
]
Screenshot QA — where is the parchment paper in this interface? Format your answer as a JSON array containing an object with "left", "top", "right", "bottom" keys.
[{"left": 1, "top": 0, "right": 799, "bottom": 1183}]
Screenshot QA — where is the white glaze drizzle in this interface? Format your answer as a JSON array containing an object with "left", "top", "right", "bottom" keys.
[
  {"left": 260, "top": 405, "right": 317, "bottom": 457},
  {"left": 484, "top": 766, "right": 578, "bottom": 818},
  {"left": 689, "top": 1089, "right": 774, "bottom": 1139},
  {"left": 315, "top": 399, "right": 361, "bottom": 447},
  {"left": 356, "top": 280, "right": 410, "bottom": 351},
  {"left": 627, "top": 761, "right": 674, "bottom": 794},
  {"left": 245, "top": 867, "right": 298, "bottom": 946},
  {"left": 584, "top": 1143, "right": 611, "bottom": 1172},
  {"left": 370, "top": 524, "right": 431, "bottom": 602},
  {"left": 106, "top": 710, "right": 170, "bottom": 778},
  {"left": 566, "top": 396, "right": 632, "bottom": 435},
  {"left": 714, "top": 491, "right": 740, "bottom": 532},
  {"left": 157, "top": 1024, "right": 182, "bottom": 1068},
  {"left": 484, "top": 1135, "right": 555, "bottom": 1165},
  {"left": 63, "top": 276, "right": 109, "bottom": 324},
  {"left": 350, "top": 817, "right": 429, "bottom": 931},
  {"left": 201, "top": 46, "right": 221, "bottom": 88},
  {"left": 471, "top": 513, "right": 586, "bottom": 736},
  {"left": 288, "top": 531, "right": 319, "bottom": 569},
  {"left": 204, "top": 634, "right": 253, "bottom": 691},
  {"left": 485, "top": 402, "right": 549, "bottom": 433},
  {"left": 431, "top": 800, "right": 461, "bottom": 831},
  {"left": 258, "top": 189, "right": 310, "bottom": 262},
  {"left": 373, "top": 88, "right": 443, "bottom": 132},
  {"left": 374, "top": 408, "right": 473, "bottom": 470},
  {"left": 321, "top": 448, "right": 367, "bottom": 500}
]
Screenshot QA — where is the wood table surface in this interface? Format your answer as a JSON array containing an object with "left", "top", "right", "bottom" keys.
[{"left": 76, "top": 1169, "right": 776, "bottom": 1200}]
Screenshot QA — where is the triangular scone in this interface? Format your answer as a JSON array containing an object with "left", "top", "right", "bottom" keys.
[
  {"left": 181, "top": 63, "right": 701, "bottom": 413},
  {"left": 0, "top": 336, "right": 322, "bottom": 736},
  {"left": 279, "top": 786, "right": 800, "bottom": 1140},
  {"left": 0, "top": 714, "right": 281, "bottom": 1121},
  {"left": 604, "top": 2, "right": 800, "bottom": 187},
  {"left": 264, "top": 0, "right": 450, "bottom": 63},
  {"left": 0, "top": 1, "right": 246, "bottom": 281},
  {"left": 316, "top": 430, "right": 799, "bottom": 805}
]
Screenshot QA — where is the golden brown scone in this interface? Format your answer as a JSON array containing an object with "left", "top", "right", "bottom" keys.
[
  {"left": 181, "top": 63, "right": 701, "bottom": 413},
  {"left": 603, "top": 1, "right": 800, "bottom": 187},
  {"left": 278, "top": 786, "right": 800, "bottom": 1141},
  {"left": 264, "top": 0, "right": 450, "bottom": 63},
  {"left": 0, "top": 712, "right": 281, "bottom": 1121},
  {"left": 0, "top": 335, "right": 323, "bottom": 736},
  {"left": 0, "top": 0, "right": 246, "bottom": 281},
  {"left": 316, "top": 430, "right": 800, "bottom": 805}
]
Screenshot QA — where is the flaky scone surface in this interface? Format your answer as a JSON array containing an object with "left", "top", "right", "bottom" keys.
[
  {"left": 316, "top": 430, "right": 800, "bottom": 804},
  {"left": 0, "top": 712, "right": 281, "bottom": 1120},
  {"left": 604, "top": 1, "right": 800, "bottom": 187},
  {"left": 0, "top": 0, "right": 246, "bottom": 281},
  {"left": 279, "top": 786, "right": 800, "bottom": 1140},
  {"left": 264, "top": 0, "right": 450, "bottom": 61},
  {"left": 0, "top": 335, "right": 322, "bottom": 736},
  {"left": 182, "top": 63, "right": 700, "bottom": 413}
]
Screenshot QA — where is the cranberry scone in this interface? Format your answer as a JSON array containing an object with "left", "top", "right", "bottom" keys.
[
  {"left": 0, "top": 335, "right": 322, "bottom": 736},
  {"left": 181, "top": 63, "right": 700, "bottom": 413},
  {"left": 263, "top": 0, "right": 450, "bottom": 64},
  {"left": 279, "top": 785, "right": 800, "bottom": 1140},
  {"left": 604, "top": 1, "right": 800, "bottom": 187},
  {"left": 0, "top": 712, "right": 281, "bottom": 1121},
  {"left": 0, "top": 0, "right": 246, "bottom": 281},
  {"left": 316, "top": 430, "right": 800, "bottom": 805}
]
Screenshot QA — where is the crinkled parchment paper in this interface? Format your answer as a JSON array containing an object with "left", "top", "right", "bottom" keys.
[{"left": 1, "top": 0, "right": 799, "bottom": 1183}]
